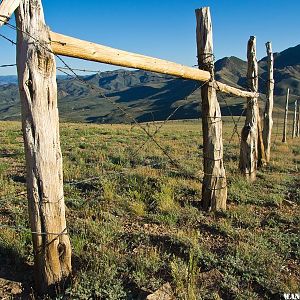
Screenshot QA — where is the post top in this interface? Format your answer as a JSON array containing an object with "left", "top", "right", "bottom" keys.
[
  {"left": 266, "top": 41, "right": 273, "bottom": 53},
  {"left": 195, "top": 6, "right": 210, "bottom": 13}
]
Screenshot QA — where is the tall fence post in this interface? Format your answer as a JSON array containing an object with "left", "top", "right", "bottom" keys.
[
  {"left": 297, "top": 101, "right": 300, "bottom": 137},
  {"left": 282, "top": 88, "right": 289, "bottom": 143},
  {"left": 15, "top": 0, "right": 71, "bottom": 293},
  {"left": 292, "top": 100, "right": 297, "bottom": 138},
  {"left": 196, "top": 7, "right": 227, "bottom": 211},
  {"left": 239, "top": 36, "right": 259, "bottom": 182},
  {"left": 257, "top": 107, "right": 266, "bottom": 167},
  {"left": 262, "top": 41, "right": 274, "bottom": 163}
]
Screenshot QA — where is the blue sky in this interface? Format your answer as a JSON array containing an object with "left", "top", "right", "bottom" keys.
[{"left": 0, "top": 0, "right": 299, "bottom": 75}]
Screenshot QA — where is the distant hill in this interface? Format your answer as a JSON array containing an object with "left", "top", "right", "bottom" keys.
[
  {"left": 0, "top": 44, "right": 299, "bottom": 123},
  {"left": 0, "top": 76, "right": 18, "bottom": 85}
]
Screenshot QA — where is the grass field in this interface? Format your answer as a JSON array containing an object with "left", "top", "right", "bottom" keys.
[{"left": 0, "top": 118, "right": 299, "bottom": 299}]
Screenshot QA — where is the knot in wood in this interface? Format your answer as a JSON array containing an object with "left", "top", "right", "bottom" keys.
[{"left": 58, "top": 242, "right": 66, "bottom": 260}]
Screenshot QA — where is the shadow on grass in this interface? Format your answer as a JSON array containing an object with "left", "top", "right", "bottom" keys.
[
  {"left": 0, "top": 245, "right": 34, "bottom": 299},
  {"left": 0, "top": 244, "right": 74, "bottom": 298},
  {"left": 121, "top": 231, "right": 190, "bottom": 261}
]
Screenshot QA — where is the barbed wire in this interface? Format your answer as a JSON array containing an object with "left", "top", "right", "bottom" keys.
[
  {"left": 221, "top": 96, "right": 245, "bottom": 144},
  {"left": 1, "top": 12, "right": 299, "bottom": 265},
  {"left": 57, "top": 66, "right": 100, "bottom": 73},
  {"left": 0, "top": 224, "right": 31, "bottom": 233},
  {"left": 0, "top": 32, "right": 16, "bottom": 45},
  {"left": 0, "top": 63, "right": 99, "bottom": 73},
  {"left": 131, "top": 81, "right": 204, "bottom": 156},
  {"left": 53, "top": 65, "right": 196, "bottom": 178},
  {"left": 0, "top": 23, "right": 298, "bottom": 184},
  {"left": 0, "top": 22, "right": 204, "bottom": 181},
  {"left": 0, "top": 63, "right": 16, "bottom": 68},
  {"left": 0, "top": 222, "right": 69, "bottom": 256},
  {"left": 0, "top": 223, "right": 68, "bottom": 236},
  {"left": 272, "top": 106, "right": 281, "bottom": 148},
  {"left": 56, "top": 67, "right": 74, "bottom": 77},
  {"left": 0, "top": 63, "right": 97, "bottom": 76}
]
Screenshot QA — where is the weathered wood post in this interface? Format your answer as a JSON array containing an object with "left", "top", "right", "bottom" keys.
[
  {"left": 196, "top": 7, "right": 227, "bottom": 211},
  {"left": 257, "top": 108, "right": 266, "bottom": 167},
  {"left": 282, "top": 88, "right": 289, "bottom": 143},
  {"left": 262, "top": 42, "right": 274, "bottom": 163},
  {"left": 297, "top": 101, "right": 300, "bottom": 137},
  {"left": 292, "top": 100, "right": 297, "bottom": 138},
  {"left": 239, "top": 36, "right": 259, "bottom": 182},
  {"left": 15, "top": 0, "right": 71, "bottom": 293}
]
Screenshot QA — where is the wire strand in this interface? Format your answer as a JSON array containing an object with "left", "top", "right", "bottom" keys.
[{"left": 3, "top": 20, "right": 201, "bottom": 181}]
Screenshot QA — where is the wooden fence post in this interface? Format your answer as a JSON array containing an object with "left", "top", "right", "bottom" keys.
[
  {"left": 262, "top": 42, "right": 274, "bottom": 163},
  {"left": 239, "top": 36, "right": 259, "bottom": 182},
  {"left": 196, "top": 7, "right": 227, "bottom": 211},
  {"left": 292, "top": 100, "right": 297, "bottom": 138},
  {"left": 15, "top": 0, "right": 71, "bottom": 293},
  {"left": 282, "top": 88, "right": 289, "bottom": 143},
  {"left": 257, "top": 107, "right": 266, "bottom": 167},
  {"left": 297, "top": 101, "right": 300, "bottom": 137}
]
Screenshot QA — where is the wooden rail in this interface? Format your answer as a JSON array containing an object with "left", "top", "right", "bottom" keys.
[
  {"left": 50, "top": 32, "right": 257, "bottom": 98},
  {"left": 0, "top": 0, "right": 20, "bottom": 26},
  {"left": 0, "top": 0, "right": 258, "bottom": 99}
]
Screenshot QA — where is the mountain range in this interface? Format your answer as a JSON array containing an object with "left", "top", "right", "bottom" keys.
[{"left": 1, "top": 44, "right": 300, "bottom": 123}]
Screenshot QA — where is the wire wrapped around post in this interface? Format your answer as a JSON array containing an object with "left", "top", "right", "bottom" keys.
[
  {"left": 196, "top": 7, "right": 227, "bottom": 211},
  {"left": 239, "top": 36, "right": 260, "bottom": 182},
  {"left": 15, "top": 0, "right": 72, "bottom": 293}
]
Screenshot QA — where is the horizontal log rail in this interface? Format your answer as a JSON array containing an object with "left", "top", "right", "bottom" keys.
[
  {"left": 50, "top": 32, "right": 258, "bottom": 98},
  {"left": 0, "top": 0, "right": 258, "bottom": 98},
  {"left": 0, "top": 0, "right": 20, "bottom": 26}
]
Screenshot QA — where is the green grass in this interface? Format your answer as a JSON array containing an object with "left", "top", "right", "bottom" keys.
[{"left": 0, "top": 119, "right": 299, "bottom": 299}]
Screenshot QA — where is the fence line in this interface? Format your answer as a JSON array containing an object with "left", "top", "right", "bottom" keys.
[
  {"left": 0, "top": 24, "right": 199, "bottom": 180},
  {"left": 57, "top": 66, "right": 100, "bottom": 73},
  {"left": 0, "top": 0, "right": 298, "bottom": 257},
  {"left": 1, "top": 1, "right": 299, "bottom": 293}
]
